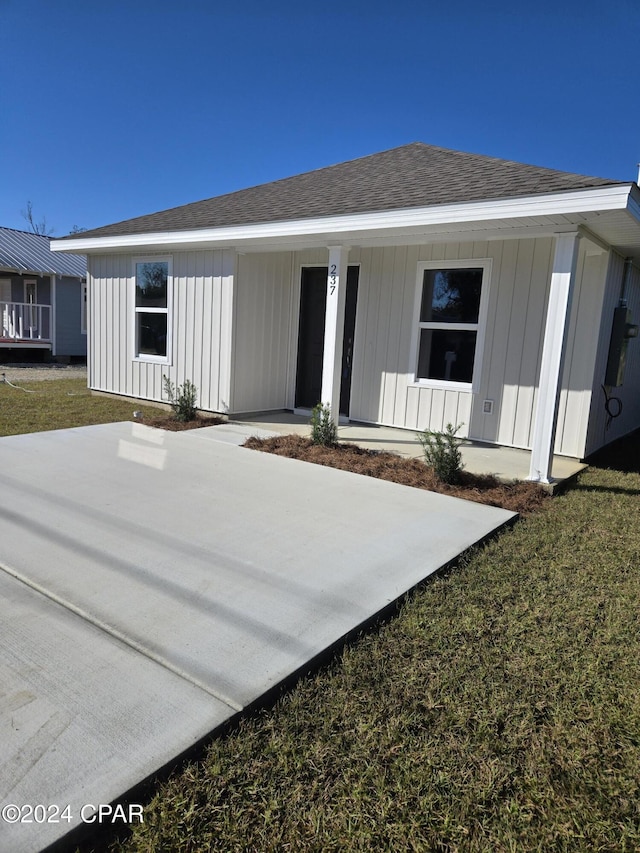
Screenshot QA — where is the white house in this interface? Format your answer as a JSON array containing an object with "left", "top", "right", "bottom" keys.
[{"left": 52, "top": 143, "right": 640, "bottom": 481}]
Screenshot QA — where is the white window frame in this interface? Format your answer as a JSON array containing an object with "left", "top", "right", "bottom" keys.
[
  {"left": 409, "top": 258, "right": 491, "bottom": 392},
  {"left": 131, "top": 256, "right": 173, "bottom": 364}
]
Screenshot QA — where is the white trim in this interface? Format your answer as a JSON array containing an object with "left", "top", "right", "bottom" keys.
[
  {"left": 408, "top": 258, "right": 492, "bottom": 392},
  {"left": 321, "top": 247, "right": 349, "bottom": 418},
  {"left": 131, "top": 256, "right": 173, "bottom": 365},
  {"left": 528, "top": 232, "right": 581, "bottom": 483},
  {"left": 50, "top": 185, "right": 636, "bottom": 253},
  {"left": 407, "top": 378, "right": 474, "bottom": 393},
  {"left": 628, "top": 190, "right": 640, "bottom": 221}
]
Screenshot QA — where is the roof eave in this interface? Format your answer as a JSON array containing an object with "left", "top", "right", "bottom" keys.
[
  {"left": 51, "top": 184, "right": 637, "bottom": 254},
  {"left": 0, "top": 264, "right": 85, "bottom": 279}
]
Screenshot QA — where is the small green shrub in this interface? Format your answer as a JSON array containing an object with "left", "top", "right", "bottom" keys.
[
  {"left": 163, "top": 376, "right": 198, "bottom": 422},
  {"left": 310, "top": 403, "right": 338, "bottom": 446},
  {"left": 417, "top": 422, "right": 464, "bottom": 484}
]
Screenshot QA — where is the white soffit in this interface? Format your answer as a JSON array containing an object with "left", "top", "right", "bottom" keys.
[{"left": 51, "top": 184, "right": 639, "bottom": 254}]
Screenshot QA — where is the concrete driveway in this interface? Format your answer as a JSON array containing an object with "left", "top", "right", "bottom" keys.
[{"left": 0, "top": 421, "right": 515, "bottom": 852}]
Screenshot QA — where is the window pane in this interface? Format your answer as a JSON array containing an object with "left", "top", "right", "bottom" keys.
[
  {"left": 136, "top": 262, "right": 167, "bottom": 308},
  {"left": 417, "top": 329, "right": 477, "bottom": 382},
  {"left": 137, "top": 312, "right": 167, "bottom": 356},
  {"left": 420, "top": 268, "right": 482, "bottom": 323}
]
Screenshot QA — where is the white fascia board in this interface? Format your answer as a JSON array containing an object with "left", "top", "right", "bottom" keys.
[
  {"left": 50, "top": 184, "right": 635, "bottom": 253},
  {"left": 627, "top": 190, "right": 640, "bottom": 224}
]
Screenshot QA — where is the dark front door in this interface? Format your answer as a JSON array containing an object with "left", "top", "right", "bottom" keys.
[{"left": 295, "top": 265, "right": 359, "bottom": 415}]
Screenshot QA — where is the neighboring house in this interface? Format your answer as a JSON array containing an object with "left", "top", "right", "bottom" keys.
[
  {"left": 52, "top": 143, "right": 640, "bottom": 481},
  {"left": 0, "top": 227, "right": 87, "bottom": 360}
]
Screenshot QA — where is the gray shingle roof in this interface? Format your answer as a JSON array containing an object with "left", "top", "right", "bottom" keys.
[
  {"left": 66, "top": 142, "right": 625, "bottom": 240},
  {"left": 0, "top": 227, "right": 86, "bottom": 277}
]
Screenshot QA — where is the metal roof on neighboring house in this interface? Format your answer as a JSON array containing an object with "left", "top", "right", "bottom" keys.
[
  {"left": 0, "top": 227, "right": 86, "bottom": 278},
  {"left": 57, "top": 142, "right": 626, "bottom": 240}
]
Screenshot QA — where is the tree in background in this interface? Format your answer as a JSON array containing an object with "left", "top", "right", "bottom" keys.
[
  {"left": 21, "top": 201, "right": 54, "bottom": 236},
  {"left": 20, "top": 202, "right": 86, "bottom": 236}
]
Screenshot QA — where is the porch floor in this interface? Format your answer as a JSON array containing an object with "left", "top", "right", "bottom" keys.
[
  {"left": 232, "top": 412, "right": 587, "bottom": 487},
  {"left": 0, "top": 337, "right": 50, "bottom": 348}
]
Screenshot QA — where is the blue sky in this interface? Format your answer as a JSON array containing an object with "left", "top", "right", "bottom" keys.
[{"left": 1, "top": 0, "right": 639, "bottom": 236}]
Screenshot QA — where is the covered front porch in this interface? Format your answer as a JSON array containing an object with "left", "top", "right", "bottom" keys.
[
  {"left": 231, "top": 412, "right": 586, "bottom": 489},
  {"left": 1, "top": 301, "right": 52, "bottom": 347}
]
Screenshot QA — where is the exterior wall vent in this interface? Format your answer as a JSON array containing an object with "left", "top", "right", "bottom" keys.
[{"left": 482, "top": 399, "right": 494, "bottom": 414}]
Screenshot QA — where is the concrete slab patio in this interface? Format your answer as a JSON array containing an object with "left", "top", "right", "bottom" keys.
[{"left": 0, "top": 422, "right": 515, "bottom": 852}]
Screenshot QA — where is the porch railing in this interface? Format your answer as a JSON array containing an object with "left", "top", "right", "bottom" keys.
[{"left": 1, "top": 301, "right": 52, "bottom": 342}]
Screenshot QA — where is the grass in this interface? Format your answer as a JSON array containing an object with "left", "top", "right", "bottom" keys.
[
  {"left": 2, "top": 379, "right": 637, "bottom": 851},
  {"left": 0, "top": 378, "right": 163, "bottom": 435},
  {"left": 0, "top": 378, "right": 222, "bottom": 435},
  {"left": 111, "top": 445, "right": 640, "bottom": 852}
]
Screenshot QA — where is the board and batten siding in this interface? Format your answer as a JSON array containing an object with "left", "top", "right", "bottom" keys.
[
  {"left": 288, "top": 238, "right": 606, "bottom": 457},
  {"left": 553, "top": 242, "right": 610, "bottom": 457},
  {"left": 230, "top": 253, "right": 294, "bottom": 413},
  {"left": 88, "top": 236, "right": 615, "bottom": 457},
  {"left": 288, "top": 243, "right": 499, "bottom": 439},
  {"left": 585, "top": 252, "right": 640, "bottom": 454},
  {"left": 308, "top": 240, "right": 551, "bottom": 448},
  {"left": 88, "top": 251, "right": 234, "bottom": 412}
]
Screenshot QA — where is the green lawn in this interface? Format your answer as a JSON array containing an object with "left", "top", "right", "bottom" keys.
[
  {"left": 2, "top": 380, "right": 637, "bottom": 851},
  {"left": 0, "top": 378, "right": 164, "bottom": 436}
]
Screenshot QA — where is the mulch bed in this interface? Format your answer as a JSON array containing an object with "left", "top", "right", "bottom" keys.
[
  {"left": 244, "top": 434, "right": 549, "bottom": 516},
  {"left": 141, "top": 413, "right": 226, "bottom": 431}
]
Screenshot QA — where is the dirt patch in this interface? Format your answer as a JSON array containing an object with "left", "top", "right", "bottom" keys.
[
  {"left": 244, "top": 434, "right": 549, "bottom": 516},
  {"left": 0, "top": 364, "right": 87, "bottom": 382},
  {"left": 142, "top": 413, "right": 226, "bottom": 431}
]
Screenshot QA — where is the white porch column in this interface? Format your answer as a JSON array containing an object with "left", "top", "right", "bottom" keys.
[
  {"left": 528, "top": 232, "right": 581, "bottom": 483},
  {"left": 321, "top": 246, "right": 349, "bottom": 419}
]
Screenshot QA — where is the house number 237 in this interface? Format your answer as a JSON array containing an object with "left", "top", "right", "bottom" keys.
[{"left": 329, "top": 264, "right": 337, "bottom": 295}]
